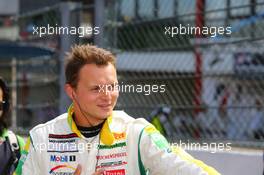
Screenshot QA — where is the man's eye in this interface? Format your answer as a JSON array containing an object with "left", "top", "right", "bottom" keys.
[
  {"left": 106, "top": 84, "right": 116, "bottom": 91},
  {"left": 91, "top": 87, "right": 100, "bottom": 91}
]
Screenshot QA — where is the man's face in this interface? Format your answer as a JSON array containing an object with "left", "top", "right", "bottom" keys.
[{"left": 68, "top": 63, "right": 119, "bottom": 121}]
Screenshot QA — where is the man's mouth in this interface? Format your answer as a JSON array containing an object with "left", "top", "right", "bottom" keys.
[{"left": 97, "top": 104, "right": 112, "bottom": 109}]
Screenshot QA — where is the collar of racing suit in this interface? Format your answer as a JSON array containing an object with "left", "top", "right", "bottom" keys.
[{"left": 67, "top": 104, "right": 115, "bottom": 146}]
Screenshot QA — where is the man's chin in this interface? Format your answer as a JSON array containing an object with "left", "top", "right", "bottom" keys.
[{"left": 97, "top": 110, "right": 112, "bottom": 119}]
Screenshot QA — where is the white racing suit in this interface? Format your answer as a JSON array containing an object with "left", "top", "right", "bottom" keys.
[{"left": 15, "top": 105, "right": 220, "bottom": 175}]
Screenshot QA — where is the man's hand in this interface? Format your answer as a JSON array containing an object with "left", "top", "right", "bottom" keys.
[
  {"left": 74, "top": 164, "right": 82, "bottom": 175},
  {"left": 74, "top": 165, "right": 104, "bottom": 175},
  {"left": 92, "top": 169, "right": 105, "bottom": 175}
]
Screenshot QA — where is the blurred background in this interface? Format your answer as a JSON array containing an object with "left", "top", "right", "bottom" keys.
[{"left": 0, "top": 0, "right": 263, "bottom": 174}]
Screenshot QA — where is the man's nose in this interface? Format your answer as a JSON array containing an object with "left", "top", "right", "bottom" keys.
[{"left": 100, "top": 86, "right": 113, "bottom": 99}]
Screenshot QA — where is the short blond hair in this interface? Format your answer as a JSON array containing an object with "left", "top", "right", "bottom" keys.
[{"left": 65, "top": 44, "right": 116, "bottom": 88}]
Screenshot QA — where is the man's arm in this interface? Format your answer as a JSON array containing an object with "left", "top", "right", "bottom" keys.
[
  {"left": 14, "top": 138, "right": 40, "bottom": 175},
  {"left": 139, "top": 125, "right": 221, "bottom": 175}
]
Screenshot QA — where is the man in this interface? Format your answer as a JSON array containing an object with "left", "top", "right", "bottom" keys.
[{"left": 15, "top": 45, "right": 220, "bottom": 175}]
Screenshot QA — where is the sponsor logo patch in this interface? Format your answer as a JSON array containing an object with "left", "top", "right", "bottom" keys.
[
  {"left": 144, "top": 125, "right": 169, "bottom": 150},
  {"left": 104, "top": 169, "right": 125, "bottom": 175},
  {"left": 50, "top": 155, "right": 76, "bottom": 162},
  {"left": 98, "top": 142, "right": 126, "bottom": 149},
  {"left": 49, "top": 133, "right": 78, "bottom": 139},
  {"left": 47, "top": 135, "right": 78, "bottom": 153},
  {"left": 96, "top": 152, "right": 127, "bottom": 160},
  {"left": 113, "top": 132, "right": 126, "bottom": 140},
  {"left": 49, "top": 164, "right": 76, "bottom": 175},
  {"left": 96, "top": 161, "right": 127, "bottom": 169}
]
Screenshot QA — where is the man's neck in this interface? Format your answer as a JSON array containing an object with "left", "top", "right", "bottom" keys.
[{"left": 76, "top": 120, "right": 105, "bottom": 138}]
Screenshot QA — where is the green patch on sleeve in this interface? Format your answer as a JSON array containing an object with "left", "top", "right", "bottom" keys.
[{"left": 144, "top": 125, "right": 170, "bottom": 150}]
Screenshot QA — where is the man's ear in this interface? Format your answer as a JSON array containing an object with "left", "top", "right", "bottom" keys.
[{"left": 65, "top": 84, "right": 74, "bottom": 100}]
